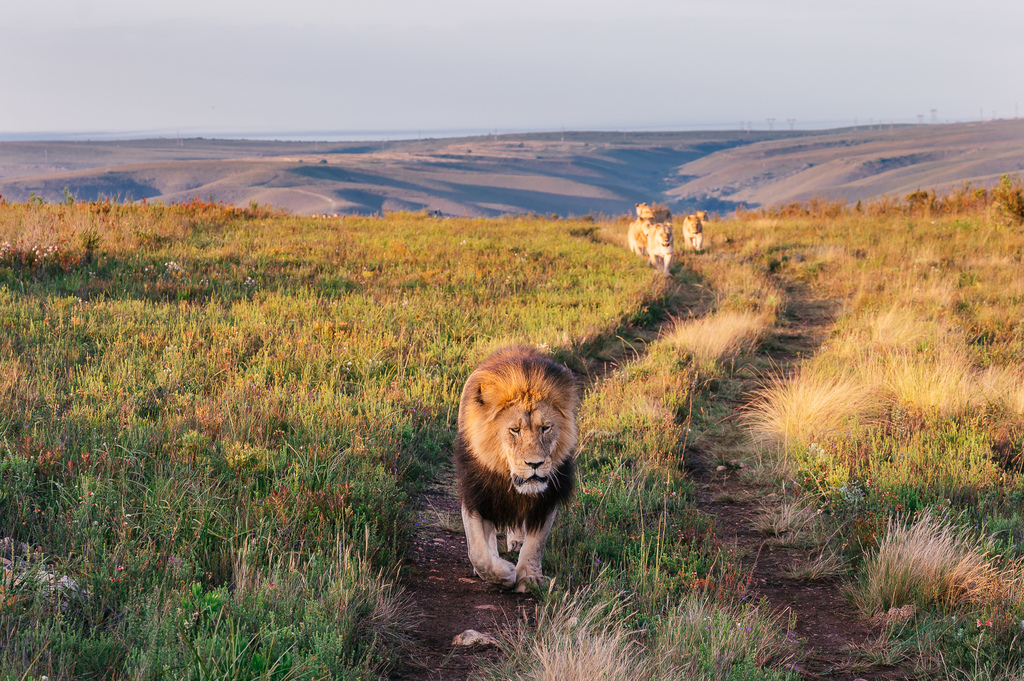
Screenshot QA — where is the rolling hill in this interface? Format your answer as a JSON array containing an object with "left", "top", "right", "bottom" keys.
[{"left": 1, "top": 121, "right": 1022, "bottom": 216}]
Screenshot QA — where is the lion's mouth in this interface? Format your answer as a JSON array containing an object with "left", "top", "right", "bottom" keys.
[{"left": 512, "top": 473, "right": 548, "bottom": 490}]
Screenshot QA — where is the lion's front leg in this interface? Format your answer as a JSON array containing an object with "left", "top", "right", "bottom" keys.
[
  {"left": 513, "top": 508, "right": 557, "bottom": 593},
  {"left": 661, "top": 252, "right": 672, "bottom": 276},
  {"left": 461, "top": 505, "right": 517, "bottom": 588}
]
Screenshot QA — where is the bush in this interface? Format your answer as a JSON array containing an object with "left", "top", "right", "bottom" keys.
[{"left": 992, "top": 174, "right": 1024, "bottom": 225}]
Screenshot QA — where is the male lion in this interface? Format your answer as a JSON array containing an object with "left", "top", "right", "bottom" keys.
[
  {"left": 454, "top": 346, "right": 577, "bottom": 592},
  {"left": 681, "top": 212, "right": 705, "bottom": 251},
  {"left": 646, "top": 222, "right": 674, "bottom": 276}
]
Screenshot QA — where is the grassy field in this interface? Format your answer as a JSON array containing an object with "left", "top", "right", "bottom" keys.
[{"left": 1, "top": 177, "right": 1024, "bottom": 679}]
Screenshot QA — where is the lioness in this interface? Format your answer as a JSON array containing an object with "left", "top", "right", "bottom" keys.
[
  {"left": 635, "top": 202, "right": 655, "bottom": 221},
  {"left": 647, "top": 221, "right": 674, "bottom": 276},
  {"left": 628, "top": 218, "right": 652, "bottom": 256},
  {"left": 454, "top": 346, "right": 578, "bottom": 592},
  {"left": 681, "top": 213, "right": 705, "bottom": 251},
  {"left": 629, "top": 202, "right": 672, "bottom": 257}
]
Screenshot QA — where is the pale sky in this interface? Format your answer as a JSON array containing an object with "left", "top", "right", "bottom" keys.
[{"left": 2, "top": 0, "right": 1021, "bottom": 138}]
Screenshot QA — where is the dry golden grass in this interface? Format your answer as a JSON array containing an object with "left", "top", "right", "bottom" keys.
[
  {"left": 751, "top": 500, "right": 819, "bottom": 539},
  {"left": 783, "top": 550, "right": 848, "bottom": 580},
  {"left": 977, "top": 365, "right": 1024, "bottom": 415},
  {"left": 881, "top": 349, "right": 979, "bottom": 417},
  {"left": 490, "top": 593, "right": 654, "bottom": 681},
  {"left": 823, "top": 308, "right": 945, "bottom": 362},
  {"left": 850, "top": 512, "right": 1003, "bottom": 616},
  {"left": 668, "top": 310, "right": 770, "bottom": 366},
  {"left": 745, "top": 365, "right": 882, "bottom": 451},
  {"left": 865, "top": 309, "right": 938, "bottom": 354}
]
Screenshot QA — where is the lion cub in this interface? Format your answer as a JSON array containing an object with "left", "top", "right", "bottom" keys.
[{"left": 454, "top": 346, "right": 578, "bottom": 592}]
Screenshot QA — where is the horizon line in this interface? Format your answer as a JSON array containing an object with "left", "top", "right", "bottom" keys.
[{"left": 1, "top": 117, "right": 1012, "bottom": 144}]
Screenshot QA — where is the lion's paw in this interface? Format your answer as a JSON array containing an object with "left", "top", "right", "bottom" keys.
[{"left": 513, "top": 573, "right": 549, "bottom": 593}]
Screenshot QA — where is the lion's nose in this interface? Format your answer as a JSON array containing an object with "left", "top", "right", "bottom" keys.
[{"left": 527, "top": 461, "right": 543, "bottom": 470}]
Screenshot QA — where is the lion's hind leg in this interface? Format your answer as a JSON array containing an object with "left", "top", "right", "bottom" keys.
[
  {"left": 462, "top": 505, "right": 517, "bottom": 588},
  {"left": 506, "top": 523, "right": 525, "bottom": 553}
]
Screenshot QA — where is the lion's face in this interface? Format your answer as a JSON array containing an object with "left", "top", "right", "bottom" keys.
[
  {"left": 494, "top": 401, "right": 565, "bottom": 494},
  {"left": 649, "top": 222, "right": 673, "bottom": 251},
  {"left": 458, "top": 347, "right": 578, "bottom": 497}
]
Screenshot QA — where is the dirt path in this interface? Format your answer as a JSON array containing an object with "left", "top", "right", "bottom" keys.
[
  {"left": 393, "top": 273, "right": 903, "bottom": 680},
  {"left": 394, "top": 485, "right": 533, "bottom": 680},
  {"left": 690, "top": 280, "right": 908, "bottom": 680},
  {"left": 394, "top": 277, "right": 715, "bottom": 680}
]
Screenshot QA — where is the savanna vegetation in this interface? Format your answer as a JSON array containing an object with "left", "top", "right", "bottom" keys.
[{"left": 1, "top": 173, "right": 1023, "bottom": 680}]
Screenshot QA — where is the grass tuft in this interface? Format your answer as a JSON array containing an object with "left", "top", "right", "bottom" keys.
[
  {"left": 850, "top": 512, "right": 1002, "bottom": 617},
  {"left": 745, "top": 366, "right": 880, "bottom": 451},
  {"left": 482, "top": 591, "right": 654, "bottom": 681},
  {"left": 669, "top": 311, "right": 771, "bottom": 367}
]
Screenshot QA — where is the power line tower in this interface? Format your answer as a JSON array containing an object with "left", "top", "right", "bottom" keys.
[
  {"left": 930, "top": 109, "right": 937, "bottom": 124},
  {"left": 766, "top": 118, "right": 775, "bottom": 131},
  {"left": 917, "top": 114, "right": 925, "bottom": 125},
  {"left": 787, "top": 118, "right": 796, "bottom": 130}
]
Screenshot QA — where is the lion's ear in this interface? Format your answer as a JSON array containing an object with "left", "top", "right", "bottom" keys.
[{"left": 476, "top": 379, "right": 504, "bottom": 410}]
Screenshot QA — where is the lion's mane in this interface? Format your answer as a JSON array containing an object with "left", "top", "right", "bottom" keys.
[{"left": 454, "top": 346, "right": 577, "bottom": 532}]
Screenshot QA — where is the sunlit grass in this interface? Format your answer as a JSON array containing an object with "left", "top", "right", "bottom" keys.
[
  {"left": 745, "top": 366, "right": 881, "bottom": 451},
  {"left": 668, "top": 310, "right": 771, "bottom": 367},
  {"left": 881, "top": 349, "right": 979, "bottom": 417},
  {"left": 850, "top": 512, "right": 1002, "bottom": 616}
]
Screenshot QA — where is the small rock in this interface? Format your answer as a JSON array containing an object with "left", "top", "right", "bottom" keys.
[
  {"left": 729, "top": 460, "right": 746, "bottom": 469},
  {"left": 475, "top": 604, "right": 500, "bottom": 611},
  {"left": 716, "top": 465, "right": 727, "bottom": 472},
  {"left": 452, "top": 629, "right": 499, "bottom": 647}
]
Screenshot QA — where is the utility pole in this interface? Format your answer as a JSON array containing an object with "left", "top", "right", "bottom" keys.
[{"left": 766, "top": 118, "right": 775, "bottom": 131}]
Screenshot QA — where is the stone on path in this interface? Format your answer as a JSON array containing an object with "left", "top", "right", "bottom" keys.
[{"left": 452, "top": 629, "right": 499, "bottom": 647}]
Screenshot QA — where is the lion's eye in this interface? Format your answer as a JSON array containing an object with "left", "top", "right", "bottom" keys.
[
  {"left": 509, "top": 426, "right": 520, "bottom": 435},
  {"left": 541, "top": 425, "right": 552, "bottom": 433}
]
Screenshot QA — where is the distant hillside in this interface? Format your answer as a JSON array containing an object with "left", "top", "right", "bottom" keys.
[
  {"left": 1, "top": 122, "right": 1022, "bottom": 216},
  {"left": 666, "top": 120, "right": 1024, "bottom": 207}
]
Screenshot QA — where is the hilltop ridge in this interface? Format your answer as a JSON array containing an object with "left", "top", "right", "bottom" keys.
[{"left": 1, "top": 121, "right": 1022, "bottom": 215}]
